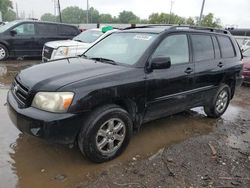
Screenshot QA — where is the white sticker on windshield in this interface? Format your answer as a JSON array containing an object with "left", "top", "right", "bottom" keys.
[{"left": 134, "top": 35, "right": 152, "bottom": 40}]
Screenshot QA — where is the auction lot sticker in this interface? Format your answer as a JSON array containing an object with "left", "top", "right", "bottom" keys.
[{"left": 134, "top": 35, "right": 152, "bottom": 40}]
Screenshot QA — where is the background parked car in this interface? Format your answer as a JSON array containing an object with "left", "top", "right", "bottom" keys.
[
  {"left": 42, "top": 27, "right": 116, "bottom": 62},
  {"left": 242, "top": 48, "right": 250, "bottom": 84},
  {"left": 0, "top": 20, "right": 80, "bottom": 61},
  {"left": 241, "top": 40, "right": 250, "bottom": 51}
]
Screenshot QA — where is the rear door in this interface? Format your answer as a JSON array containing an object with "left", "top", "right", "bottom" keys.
[
  {"left": 144, "top": 33, "right": 195, "bottom": 122},
  {"left": 36, "top": 23, "right": 60, "bottom": 55},
  {"left": 190, "top": 34, "right": 221, "bottom": 105}
]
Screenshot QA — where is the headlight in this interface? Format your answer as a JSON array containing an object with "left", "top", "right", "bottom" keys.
[
  {"left": 54, "top": 47, "right": 69, "bottom": 57},
  {"left": 32, "top": 92, "right": 74, "bottom": 113}
]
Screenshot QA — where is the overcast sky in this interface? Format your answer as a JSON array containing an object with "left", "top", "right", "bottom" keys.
[{"left": 12, "top": 0, "right": 250, "bottom": 28}]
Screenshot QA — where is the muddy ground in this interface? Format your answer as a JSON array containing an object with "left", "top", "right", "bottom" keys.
[{"left": 0, "top": 60, "right": 249, "bottom": 188}]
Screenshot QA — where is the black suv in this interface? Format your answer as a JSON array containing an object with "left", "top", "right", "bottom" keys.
[
  {"left": 7, "top": 25, "right": 243, "bottom": 163},
  {"left": 0, "top": 20, "right": 80, "bottom": 60}
]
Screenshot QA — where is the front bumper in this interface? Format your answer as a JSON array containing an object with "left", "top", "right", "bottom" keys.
[{"left": 7, "top": 91, "right": 83, "bottom": 144}]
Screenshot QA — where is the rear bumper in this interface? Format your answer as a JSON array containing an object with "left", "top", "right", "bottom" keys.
[
  {"left": 7, "top": 91, "right": 84, "bottom": 144},
  {"left": 243, "top": 75, "right": 250, "bottom": 84}
]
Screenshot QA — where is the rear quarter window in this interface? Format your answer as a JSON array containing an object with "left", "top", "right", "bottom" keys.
[
  {"left": 191, "top": 34, "right": 214, "bottom": 62},
  {"left": 58, "top": 25, "right": 79, "bottom": 36},
  {"left": 37, "top": 23, "right": 58, "bottom": 35},
  {"left": 217, "top": 36, "right": 236, "bottom": 58}
]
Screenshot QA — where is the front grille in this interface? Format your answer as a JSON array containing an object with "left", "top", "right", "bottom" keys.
[
  {"left": 43, "top": 45, "right": 54, "bottom": 59},
  {"left": 12, "top": 79, "right": 30, "bottom": 108}
]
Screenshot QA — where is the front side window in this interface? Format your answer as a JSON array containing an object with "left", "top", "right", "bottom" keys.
[
  {"left": 152, "top": 34, "right": 189, "bottom": 65},
  {"left": 84, "top": 32, "right": 157, "bottom": 65},
  {"left": 217, "top": 36, "right": 235, "bottom": 58},
  {"left": 191, "top": 35, "right": 214, "bottom": 62},
  {"left": 13, "top": 23, "right": 35, "bottom": 35}
]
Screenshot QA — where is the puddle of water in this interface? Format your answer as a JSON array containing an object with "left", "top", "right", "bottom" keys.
[
  {"left": 0, "top": 88, "right": 216, "bottom": 188},
  {"left": 0, "top": 60, "right": 39, "bottom": 86}
]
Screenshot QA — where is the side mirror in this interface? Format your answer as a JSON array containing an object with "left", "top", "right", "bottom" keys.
[
  {"left": 10, "top": 30, "right": 17, "bottom": 36},
  {"left": 150, "top": 57, "right": 171, "bottom": 70}
]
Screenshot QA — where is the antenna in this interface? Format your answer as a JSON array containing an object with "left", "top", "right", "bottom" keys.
[{"left": 86, "top": 0, "right": 89, "bottom": 24}]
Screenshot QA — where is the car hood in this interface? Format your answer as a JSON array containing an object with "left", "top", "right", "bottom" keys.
[
  {"left": 45, "top": 40, "right": 92, "bottom": 49},
  {"left": 16, "top": 57, "right": 127, "bottom": 91}
]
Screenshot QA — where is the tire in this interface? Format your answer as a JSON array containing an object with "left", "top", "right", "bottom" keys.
[
  {"left": 78, "top": 104, "right": 133, "bottom": 163},
  {"left": 204, "top": 84, "right": 231, "bottom": 118},
  {"left": 0, "top": 44, "right": 9, "bottom": 61}
]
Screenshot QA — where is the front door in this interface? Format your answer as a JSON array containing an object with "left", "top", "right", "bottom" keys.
[
  {"left": 9, "top": 23, "right": 38, "bottom": 57},
  {"left": 144, "top": 34, "right": 195, "bottom": 122}
]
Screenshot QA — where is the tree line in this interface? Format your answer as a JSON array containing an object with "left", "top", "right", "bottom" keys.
[
  {"left": 0, "top": 0, "right": 222, "bottom": 28},
  {"left": 41, "top": 6, "right": 222, "bottom": 28},
  {"left": 0, "top": 0, "right": 16, "bottom": 21}
]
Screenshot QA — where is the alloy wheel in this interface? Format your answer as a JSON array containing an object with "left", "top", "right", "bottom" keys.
[
  {"left": 96, "top": 118, "right": 126, "bottom": 154},
  {"left": 0, "top": 47, "right": 6, "bottom": 60},
  {"left": 215, "top": 89, "right": 229, "bottom": 113}
]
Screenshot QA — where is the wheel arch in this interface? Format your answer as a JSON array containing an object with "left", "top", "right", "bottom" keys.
[{"left": 223, "top": 75, "right": 236, "bottom": 99}]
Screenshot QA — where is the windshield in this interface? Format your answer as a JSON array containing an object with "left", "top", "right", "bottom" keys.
[
  {"left": 0, "top": 21, "right": 19, "bottom": 33},
  {"left": 73, "top": 30, "right": 103, "bottom": 43},
  {"left": 84, "top": 32, "right": 157, "bottom": 65},
  {"left": 243, "top": 48, "right": 250, "bottom": 57}
]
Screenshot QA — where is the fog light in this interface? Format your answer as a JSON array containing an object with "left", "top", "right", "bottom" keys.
[{"left": 30, "top": 127, "right": 42, "bottom": 137}]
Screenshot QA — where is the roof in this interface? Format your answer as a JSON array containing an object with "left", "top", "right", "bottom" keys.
[{"left": 15, "top": 19, "right": 77, "bottom": 27}]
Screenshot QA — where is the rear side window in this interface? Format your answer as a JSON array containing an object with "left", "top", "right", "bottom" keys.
[
  {"left": 217, "top": 36, "right": 235, "bottom": 58},
  {"left": 191, "top": 35, "right": 214, "bottom": 62},
  {"left": 152, "top": 34, "right": 189, "bottom": 65},
  {"left": 59, "top": 25, "right": 78, "bottom": 36},
  {"left": 37, "top": 24, "right": 57, "bottom": 35}
]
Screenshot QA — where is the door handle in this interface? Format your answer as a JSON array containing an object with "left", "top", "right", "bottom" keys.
[
  {"left": 217, "top": 62, "right": 224, "bottom": 68},
  {"left": 184, "top": 67, "right": 193, "bottom": 74}
]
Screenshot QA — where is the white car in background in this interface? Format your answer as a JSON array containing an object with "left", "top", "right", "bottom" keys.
[{"left": 42, "top": 27, "right": 115, "bottom": 62}]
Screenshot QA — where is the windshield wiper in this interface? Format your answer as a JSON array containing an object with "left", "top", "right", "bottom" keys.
[
  {"left": 89, "top": 57, "right": 118, "bottom": 65},
  {"left": 80, "top": 54, "right": 88, "bottom": 58},
  {"left": 74, "top": 39, "right": 83, "bottom": 42}
]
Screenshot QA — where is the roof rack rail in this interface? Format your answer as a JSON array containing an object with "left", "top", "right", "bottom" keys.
[
  {"left": 122, "top": 24, "right": 230, "bottom": 35},
  {"left": 122, "top": 24, "right": 173, "bottom": 30},
  {"left": 169, "top": 25, "right": 230, "bottom": 34}
]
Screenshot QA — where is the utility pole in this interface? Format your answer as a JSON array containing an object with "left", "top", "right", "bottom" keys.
[
  {"left": 58, "top": 0, "right": 62, "bottom": 22},
  {"left": 16, "top": 2, "right": 19, "bottom": 19},
  {"left": 198, "top": 0, "right": 206, "bottom": 26},
  {"left": 168, "top": 0, "right": 174, "bottom": 24},
  {"left": 53, "top": 0, "right": 57, "bottom": 17},
  {"left": 86, "top": 0, "right": 89, "bottom": 24}
]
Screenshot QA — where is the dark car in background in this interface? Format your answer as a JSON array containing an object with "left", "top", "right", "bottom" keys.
[
  {"left": 0, "top": 20, "right": 80, "bottom": 61},
  {"left": 242, "top": 48, "right": 250, "bottom": 84}
]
